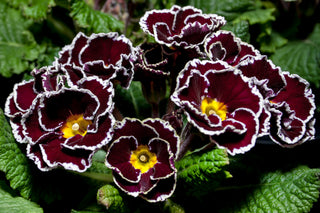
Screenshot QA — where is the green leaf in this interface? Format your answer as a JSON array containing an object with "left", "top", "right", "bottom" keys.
[
  {"left": 97, "top": 184, "right": 127, "bottom": 213},
  {"left": 308, "top": 24, "right": 320, "bottom": 46},
  {"left": 0, "top": 109, "right": 33, "bottom": 199},
  {"left": 175, "top": 148, "right": 231, "bottom": 196},
  {"left": 178, "top": 0, "right": 255, "bottom": 20},
  {"left": 0, "top": 2, "right": 42, "bottom": 77},
  {"left": 70, "top": 0, "right": 124, "bottom": 34},
  {"left": 114, "top": 81, "right": 151, "bottom": 119},
  {"left": 233, "top": 8, "right": 275, "bottom": 25},
  {"left": 0, "top": 180, "right": 43, "bottom": 213},
  {"left": 270, "top": 25, "right": 320, "bottom": 87},
  {"left": 6, "top": 0, "right": 55, "bottom": 20},
  {"left": 223, "top": 166, "right": 320, "bottom": 213},
  {"left": 222, "top": 20, "right": 250, "bottom": 43},
  {"left": 258, "top": 30, "right": 288, "bottom": 53}
]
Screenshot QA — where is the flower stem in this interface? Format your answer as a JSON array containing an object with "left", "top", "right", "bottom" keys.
[
  {"left": 113, "top": 106, "right": 124, "bottom": 121},
  {"left": 176, "top": 123, "right": 194, "bottom": 161},
  {"left": 151, "top": 103, "right": 160, "bottom": 118}
]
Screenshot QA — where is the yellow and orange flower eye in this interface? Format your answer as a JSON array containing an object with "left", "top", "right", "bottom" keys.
[
  {"left": 130, "top": 145, "right": 158, "bottom": 174},
  {"left": 200, "top": 97, "right": 228, "bottom": 121},
  {"left": 60, "top": 114, "right": 92, "bottom": 138}
]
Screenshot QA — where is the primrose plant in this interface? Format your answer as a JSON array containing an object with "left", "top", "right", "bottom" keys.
[{"left": 4, "top": 5, "right": 316, "bottom": 204}]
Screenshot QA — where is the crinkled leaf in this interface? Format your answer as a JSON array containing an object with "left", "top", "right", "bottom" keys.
[
  {"left": 35, "top": 43, "right": 60, "bottom": 68},
  {"left": 179, "top": 0, "right": 275, "bottom": 25},
  {"left": 70, "top": 0, "right": 124, "bottom": 34},
  {"left": 0, "top": 2, "right": 43, "bottom": 77},
  {"left": 222, "top": 166, "right": 320, "bottom": 213},
  {"left": 97, "top": 184, "right": 127, "bottom": 213},
  {"left": 270, "top": 25, "right": 320, "bottom": 87},
  {"left": 175, "top": 148, "right": 231, "bottom": 196},
  {"left": 233, "top": 8, "right": 275, "bottom": 25},
  {"left": 258, "top": 29, "right": 288, "bottom": 53},
  {"left": 5, "top": 0, "right": 55, "bottom": 20},
  {"left": 222, "top": 20, "right": 250, "bottom": 42},
  {"left": 178, "top": 0, "right": 255, "bottom": 20},
  {"left": 0, "top": 180, "right": 43, "bottom": 213},
  {"left": 0, "top": 109, "right": 33, "bottom": 199},
  {"left": 114, "top": 82, "right": 151, "bottom": 119}
]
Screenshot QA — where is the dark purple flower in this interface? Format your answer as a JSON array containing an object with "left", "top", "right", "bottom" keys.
[
  {"left": 171, "top": 59, "right": 265, "bottom": 155},
  {"left": 204, "top": 30, "right": 260, "bottom": 66},
  {"left": 236, "top": 55, "right": 287, "bottom": 99},
  {"left": 139, "top": 5, "right": 226, "bottom": 48},
  {"left": 5, "top": 66, "right": 115, "bottom": 172},
  {"left": 57, "top": 32, "right": 135, "bottom": 88},
  {"left": 105, "top": 118, "right": 179, "bottom": 202},
  {"left": 268, "top": 72, "right": 315, "bottom": 146}
]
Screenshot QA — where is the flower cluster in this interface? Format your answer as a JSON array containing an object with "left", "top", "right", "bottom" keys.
[{"left": 4, "top": 5, "right": 315, "bottom": 202}]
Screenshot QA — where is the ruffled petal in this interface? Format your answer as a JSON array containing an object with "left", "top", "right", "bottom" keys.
[
  {"left": 106, "top": 136, "right": 140, "bottom": 183},
  {"left": 144, "top": 118, "right": 180, "bottom": 158},
  {"left": 211, "top": 109, "right": 259, "bottom": 155}
]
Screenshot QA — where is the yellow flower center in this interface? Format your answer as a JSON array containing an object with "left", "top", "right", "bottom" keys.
[
  {"left": 200, "top": 97, "right": 228, "bottom": 121},
  {"left": 130, "top": 145, "right": 158, "bottom": 174},
  {"left": 60, "top": 114, "right": 92, "bottom": 138}
]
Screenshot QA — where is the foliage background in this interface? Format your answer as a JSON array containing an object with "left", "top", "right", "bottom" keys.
[{"left": 0, "top": 0, "right": 319, "bottom": 212}]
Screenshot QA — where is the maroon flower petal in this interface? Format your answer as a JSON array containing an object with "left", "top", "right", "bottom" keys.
[
  {"left": 143, "top": 118, "right": 180, "bottom": 159},
  {"left": 22, "top": 98, "right": 54, "bottom": 144},
  {"left": 113, "top": 170, "right": 157, "bottom": 198},
  {"left": 113, "top": 118, "right": 159, "bottom": 145},
  {"left": 62, "top": 64, "right": 85, "bottom": 86},
  {"left": 140, "top": 173, "right": 177, "bottom": 202},
  {"left": 205, "top": 69, "right": 262, "bottom": 115},
  {"left": 270, "top": 72, "right": 315, "bottom": 122},
  {"left": 38, "top": 88, "right": 99, "bottom": 131},
  {"left": 63, "top": 113, "right": 115, "bottom": 150},
  {"left": 204, "top": 30, "right": 260, "bottom": 65},
  {"left": 27, "top": 144, "right": 51, "bottom": 171},
  {"left": 32, "top": 66, "right": 67, "bottom": 93},
  {"left": 237, "top": 55, "right": 286, "bottom": 98},
  {"left": 80, "top": 33, "right": 133, "bottom": 66},
  {"left": 57, "top": 32, "right": 135, "bottom": 89},
  {"left": 106, "top": 136, "right": 140, "bottom": 183},
  {"left": 77, "top": 76, "right": 114, "bottom": 119},
  {"left": 140, "top": 5, "right": 225, "bottom": 47},
  {"left": 171, "top": 59, "right": 264, "bottom": 154},
  {"left": 8, "top": 117, "right": 26, "bottom": 143},
  {"left": 211, "top": 109, "right": 259, "bottom": 155},
  {"left": 83, "top": 61, "right": 118, "bottom": 81},
  {"left": 39, "top": 136, "right": 94, "bottom": 172},
  {"left": 5, "top": 80, "right": 37, "bottom": 118},
  {"left": 269, "top": 102, "right": 307, "bottom": 146},
  {"left": 175, "top": 59, "right": 230, "bottom": 88},
  {"left": 148, "top": 138, "right": 175, "bottom": 180},
  {"left": 105, "top": 118, "right": 179, "bottom": 202},
  {"left": 58, "top": 32, "right": 89, "bottom": 66}
]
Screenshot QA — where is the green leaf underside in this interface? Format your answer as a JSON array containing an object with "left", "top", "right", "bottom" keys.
[
  {"left": 0, "top": 180, "right": 43, "bottom": 213},
  {"left": 70, "top": 0, "right": 124, "bottom": 34},
  {"left": 0, "top": 109, "right": 33, "bottom": 199},
  {"left": 271, "top": 38, "right": 320, "bottom": 87},
  {"left": 0, "top": 2, "right": 42, "bottom": 78},
  {"left": 175, "top": 148, "right": 231, "bottom": 196},
  {"left": 222, "top": 166, "right": 320, "bottom": 213},
  {"left": 5, "top": 0, "right": 55, "bottom": 20}
]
